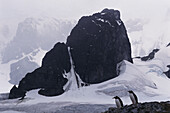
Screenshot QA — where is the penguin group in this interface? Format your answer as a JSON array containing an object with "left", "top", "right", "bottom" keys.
[{"left": 113, "top": 90, "right": 138, "bottom": 108}]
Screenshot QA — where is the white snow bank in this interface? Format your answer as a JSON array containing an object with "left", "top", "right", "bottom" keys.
[
  {"left": 23, "top": 59, "right": 170, "bottom": 106},
  {"left": 97, "top": 60, "right": 157, "bottom": 97},
  {"left": 154, "top": 46, "right": 170, "bottom": 67},
  {"left": 0, "top": 62, "right": 13, "bottom": 93}
]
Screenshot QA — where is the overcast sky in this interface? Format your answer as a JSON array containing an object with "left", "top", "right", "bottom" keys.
[
  {"left": 1, "top": 0, "right": 170, "bottom": 21},
  {"left": 0, "top": 0, "right": 170, "bottom": 53}
]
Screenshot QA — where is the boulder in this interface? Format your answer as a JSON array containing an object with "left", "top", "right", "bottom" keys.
[{"left": 67, "top": 8, "right": 132, "bottom": 83}]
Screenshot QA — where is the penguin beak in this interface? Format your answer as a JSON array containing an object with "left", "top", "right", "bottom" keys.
[{"left": 112, "top": 97, "right": 116, "bottom": 99}]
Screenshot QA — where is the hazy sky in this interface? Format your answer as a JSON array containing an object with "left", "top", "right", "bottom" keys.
[
  {"left": 1, "top": 0, "right": 170, "bottom": 21},
  {"left": 0, "top": 0, "right": 170, "bottom": 54}
]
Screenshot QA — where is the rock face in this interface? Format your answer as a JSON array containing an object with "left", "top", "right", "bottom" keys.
[
  {"left": 9, "top": 9, "right": 132, "bottom": 98},
  {"left": 164, "top": 65, "right": 170, "bottom": 78},
  {"left": 103, "top": 101, "right": 170, "bottom": 113},
  {"left": 9, "top": 43, "right": 71, "bottom": 98},
  {"left": 167, "top": 43, "right": 170, "bottom": 47},
  {"left": 67, "top": 8, "right": 132, "bottom": 83}
]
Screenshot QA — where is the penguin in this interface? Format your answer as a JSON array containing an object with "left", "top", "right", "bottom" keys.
[
  {"left": 128, "top": 90, "right": 138, "bottom": 104},
  {"left": 112, "top": 96, "right": 123, "bottom": 108}
]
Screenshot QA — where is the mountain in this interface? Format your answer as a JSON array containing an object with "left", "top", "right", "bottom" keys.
[
  {"left": 125, "top": 15, "right": 170, "bottom": 57},
  {"left": 1, "top": 17, "right": 75, "bottom": 63},
  {"left": 9, "top": 8, "right": 133, "bottom": 99}
]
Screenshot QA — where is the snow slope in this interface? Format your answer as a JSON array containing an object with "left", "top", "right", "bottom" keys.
[
  {"left": 0, "top": 63, "right": 13, "bottom": 93},
  {"left": 0, "top": 46, "right": 170, "bottom": 112}
]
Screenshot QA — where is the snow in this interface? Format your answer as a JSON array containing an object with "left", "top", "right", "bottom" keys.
[
  {"left": 0, "top": 62, "right": 13, "bottom": 93},
  {"left": 29, "top": 48, "right": 47, "bottom": 66},
  {"left": 116, "top": 20, "right": 122, "bottom": 25},
  {"left": 6, "top": 47, "right": 170, "bottom": 105},
  {"left": 63, "top": 47, "right": 84, "bottom": 91},
  {"left": 97, "top": 18, "right": 105, "bottom": 22},
  {"left": 0, "top": 44, "right": 170, "bottom": 113},
  {"left": 0, "top": 1, "right": 170, "bottom": 112}
]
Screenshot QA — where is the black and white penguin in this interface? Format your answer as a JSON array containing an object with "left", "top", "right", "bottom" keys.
[
  {"left": 128, "top": 90, "right": 138, "bottom": 104},
  {"left": 112, "top": 96, "right": 123, "bottom": 108}
]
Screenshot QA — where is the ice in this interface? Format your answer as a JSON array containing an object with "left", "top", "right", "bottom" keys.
[
  {"left": 0, "top": 46, "right": 170, "bottom": 112},
  {"left": 63, "top": 47, "right": 84, "bottom": 91}
]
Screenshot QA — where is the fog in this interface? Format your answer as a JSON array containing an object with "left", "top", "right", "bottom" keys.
[
  {"left": 0, "top": 0, "right": 170, "bottom": 53},
  {"left": 1, "top": 0, "right": 170, "bottom": 21}
]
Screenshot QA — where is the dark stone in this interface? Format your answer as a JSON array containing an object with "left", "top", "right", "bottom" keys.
[
  {"left": 9, "top": 9, "right": 133, "bottom": 98},
  {"left": 166, "top": 43, "right": 170, "bottom": 47},
  {"left": 67, "top": 8, "right": 132, "bottom": 84},
  {"left": 164, "top": 65, "right": 170, "bottom": 78},
  {"left": 141, "top": 49, "right": 159, "bottom": 61},
  {"left": 9, "top": 43, "right": 71, "bottom": 99},
  {"left": 9, "top": 85, "right": 25, "bottom": 99},
  {"left": 38, "top": 88, "right": 64, "bottom": 96},
  {"left": 103, "top": 101, "right": 170, "bottom": 113}
]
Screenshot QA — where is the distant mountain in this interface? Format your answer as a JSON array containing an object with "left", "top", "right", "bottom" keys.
[
  {"left": 125, "top": 18, "right": 170, "bottom": 57},
  {"left": 1, "top": 17, "right": 76, "bottom": 63},
  {"left": 9, "top": 9, "right": 133, "bottom": 99}
]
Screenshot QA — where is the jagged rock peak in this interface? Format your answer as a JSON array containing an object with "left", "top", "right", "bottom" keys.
[
  {"left": 167, "top": 42, "right": 170, "bottom": 47},
  {"left": 101, "top": 8, "right": 120, "bottom": 19},
  {"left": 141, "top": 49, "right": 159, "bottom": 61},
  {"left": 67, "top": 8, "right": 132, "bottom": 84}
]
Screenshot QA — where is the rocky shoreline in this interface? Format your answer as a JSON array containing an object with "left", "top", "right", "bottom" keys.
[{"left": 103, "top": 101, "right": 170, "bottom": 113}]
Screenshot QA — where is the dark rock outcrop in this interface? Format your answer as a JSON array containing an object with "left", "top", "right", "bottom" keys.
[
  {"left": 9, "top": 9, "right": 133, "bottom": 98},
  {"left": 141, "top": 49, "right": 159, "bottom": 61},
  {"left": 9, "top": 85, "right": 25, "bottom": 99},
  {"left": 67, "top": 8, "right": 132, "bottom": 83},
  {"left": 166, "top": 43, "right": 170, "bottom": 47},
  {"left": 164, "top": 65, "right": 170, "bottom": 78},
  {"left": 103, "top": 101, "right": 170, "bottom": 113},
  {"left": 9, "top": 43, "right": 71, "bottom": 99}
]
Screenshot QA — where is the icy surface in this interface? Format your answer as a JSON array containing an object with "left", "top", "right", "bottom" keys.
[
  {"left": 63, "top": 47, "right": 84, "bottom": 91},
  {"left": 0, "top": 46, "right": 170, "bottom": 112}
]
